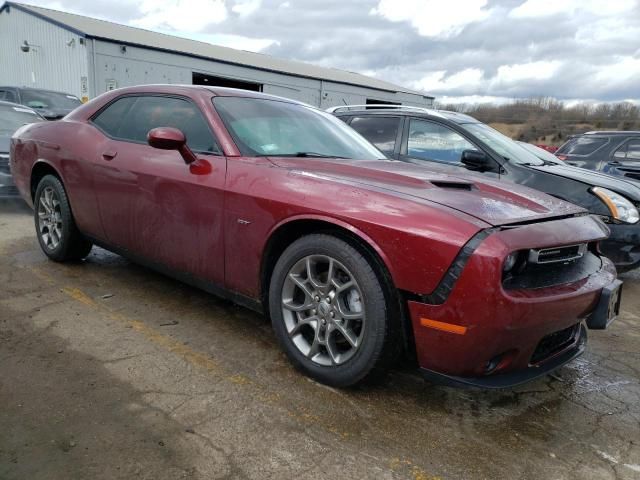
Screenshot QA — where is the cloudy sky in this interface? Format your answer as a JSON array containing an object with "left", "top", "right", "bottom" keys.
[{"left": 26, "top": 0, "right": 640, "bottom": 103}]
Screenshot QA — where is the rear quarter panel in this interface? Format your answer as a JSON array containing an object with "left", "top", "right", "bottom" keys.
[{"left": 11, "top": 119, "right": 105, "bottom": 239}]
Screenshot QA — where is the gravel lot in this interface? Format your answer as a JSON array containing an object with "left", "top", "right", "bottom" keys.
[{"left": 1, "top": 199, "right": 639, "bottom": 480}]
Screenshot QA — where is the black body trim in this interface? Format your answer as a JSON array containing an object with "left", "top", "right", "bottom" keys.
[
  {"left": 420, "top": 324, "right": 587, "bottom": 389},
  {"left": 586, "top": 279, "right": 622, "bottom": 330},
  {"left": 405, "top": 227, "right": 498, "bottom": 305}
]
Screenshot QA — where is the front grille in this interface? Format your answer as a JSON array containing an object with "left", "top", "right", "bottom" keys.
[
  {"left": 624, "top": 172, "right": 640, "bottom": 181},
  {"left": 503, "top": 250, "right": 601, "bottom": 290},
  {"left": 531, "top": 324, "right": 579, "bottom": 364},
  {"left": 528, "top": 243, "right": 586, "bottom": 264}
]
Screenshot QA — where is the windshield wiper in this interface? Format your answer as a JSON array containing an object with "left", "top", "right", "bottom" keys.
[
  {"left": 254, "top": 151, "right": 348, "bottom": 158},
  {"left": 292, "top": 151, "right": 346, "bottom": 158},
  {"left": 261, "top": 152, "right": 347, "bottom": 158}
]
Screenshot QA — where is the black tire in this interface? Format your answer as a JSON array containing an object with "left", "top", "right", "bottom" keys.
[
  {"left": 269, "top": 234, "right": 392, "bottom": 387},
  {"left": 34, "top": 174, "right": 93, "bottom": 262}
]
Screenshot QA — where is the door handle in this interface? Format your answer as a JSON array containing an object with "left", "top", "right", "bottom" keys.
[{"left": 102, "top": 150, "right": 117, "bottom": 161}]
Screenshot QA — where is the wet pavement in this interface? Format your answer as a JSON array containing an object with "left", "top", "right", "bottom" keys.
[{"left": 1, "top": 198, "right": 639, "bottom": 480}]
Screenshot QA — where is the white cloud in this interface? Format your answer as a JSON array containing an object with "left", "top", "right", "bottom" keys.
[
  {"left": 232, "top": 0, "right": 261, "bottom": 16},
  {"left": 594, "top": 56, "right": 640, "bottom": 84},
  {"left": 371, "top": 0, "right": 491, "bottom": 38},
  {"left": 414, "top": 68, "right": 484, "bottom": 91},
  {"left": 133, "top": 0, "right": 227, "bottom": 32},
  {"left": 509, "top": 0, "right": 636, "bottom": 18},
  {"left": 186, "top": 31, "right": 278, "bottom": 51},
  {"left": 495, "top": 60, "right": 562, "bottom": 83},
  {"left": 576, "top": 17, "right": 640, "bottom": 44},
  {"left": 437, "top": 95, "right": 515, "bottom": 105}
]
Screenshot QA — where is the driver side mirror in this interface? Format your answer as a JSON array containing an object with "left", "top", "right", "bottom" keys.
[
  {"left": 461, "top": 149, "right": 492, "bottom": 172},
  {"left": 147, "top": 127, "right": 197, "bottom": 164}
]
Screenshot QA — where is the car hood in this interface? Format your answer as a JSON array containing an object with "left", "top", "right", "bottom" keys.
[
  {"left": 528, "top": 164, "right": 640, "bottom": 202},
  {"left": 269, "top": 157, "right": 585, "bottom": 227}
]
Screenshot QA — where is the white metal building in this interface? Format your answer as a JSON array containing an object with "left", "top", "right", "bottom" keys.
[{"left": 0, "top": 2, "right": 433, "bottom": 108}]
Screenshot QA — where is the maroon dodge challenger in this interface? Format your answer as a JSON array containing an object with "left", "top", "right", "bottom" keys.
[{"left": 10, "top": 86, "right": 622, "bottom": 388}]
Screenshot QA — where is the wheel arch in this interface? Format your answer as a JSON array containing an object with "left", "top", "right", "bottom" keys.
[
  {"left": 31, "top": 160, "right": 63, "bottom": 201},
  {"left": 260, "top": 215, "right": 413, "bottom": 361}
]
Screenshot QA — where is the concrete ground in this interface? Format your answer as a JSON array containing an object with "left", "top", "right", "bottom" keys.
[{"left": 1, "top": 198, "right": 639, "bottom": 480}]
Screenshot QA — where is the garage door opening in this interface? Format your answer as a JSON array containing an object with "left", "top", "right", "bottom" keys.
[
  {"left": 192, "top": 72, "right": 262, "bottom": 92},
  {"left": 366, "top": 98, "right": 401, "bottom": 109}
]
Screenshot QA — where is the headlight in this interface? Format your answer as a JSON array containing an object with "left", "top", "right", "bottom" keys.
[{"left": 592, "top": 187, "right": 640, "bottom": 224}]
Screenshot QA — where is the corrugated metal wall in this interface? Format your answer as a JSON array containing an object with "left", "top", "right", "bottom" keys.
[
  {"left": 92, "top": 41, "right": 432, "bottom": 108},
  {"left": 0, "top": 6, "right": 89, "bottom": 98},
  {"left": 0, "top": 7, "right": 432, "bottom": 108}
]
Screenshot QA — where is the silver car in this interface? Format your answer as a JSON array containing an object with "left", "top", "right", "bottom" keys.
[{"left": 0, "top": 101, "right": 45, "bottom": 197}]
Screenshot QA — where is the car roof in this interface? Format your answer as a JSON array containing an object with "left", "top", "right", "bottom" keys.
[
  {"left": 580, "top": 131, "right": 640, "bottom": 136},
  {"left": 0, "top": 86, "right": 80, "bottom": 96},
  {"left": 101, "top": 84, "right": 309, "bottom": 105},
  {"left": 332, "top": 107, "right": 481, "bottom": 124}
]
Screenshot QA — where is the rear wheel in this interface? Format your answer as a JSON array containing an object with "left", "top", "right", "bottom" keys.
[
  {"left": 269, "top": 234, "right": 390, "bottom": 387},
  {"left": 34, "top": 175, "right": 93, "bottom": 262}
]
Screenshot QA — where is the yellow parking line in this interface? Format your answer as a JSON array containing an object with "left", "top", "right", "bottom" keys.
[
  {"left": 61, "top": 286, "right": 223, "bottom": 375},
  {"left": 29, "top": 267, "right": 439, "bottom": 479}
]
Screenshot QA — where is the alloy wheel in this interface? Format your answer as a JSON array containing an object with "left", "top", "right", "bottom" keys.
[
  {"left": 281, "top": 254, "right": 366, "bottom": 366},
  {"left": 37, "top": 186, "right": 63, "bottom": 250}
]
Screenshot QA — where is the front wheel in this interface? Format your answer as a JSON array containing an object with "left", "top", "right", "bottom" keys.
[
  {"left": 34, "top": 174, "right": 93, "bottom": 262},
  {"left": 269, "top": 234, "right": 391, "bottom": 387}
]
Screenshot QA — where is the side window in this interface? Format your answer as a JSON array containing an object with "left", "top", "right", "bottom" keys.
[
  {"left": 4, "top": 90, "right": 17, "bottom": 103},
  {"left": 407, "top": 119, "right": 477, "bottom": 164},
  {"left": 349, "top": 116, "right": 401, "bottom": 155},
  {"left": 93, "top": 96, "right": 137, "bottom": 137},
  {"left": 558, "top": 136, "right": 608, "bottom": 156},
  {"left": 626, "top": 140, "right": 640, "bottom": 161},
  {"left": 93, "top": 95, "right": 220, "bottom": 154},
  {"left": 0, "top": 90, "right": 15, "bottom": 102}
]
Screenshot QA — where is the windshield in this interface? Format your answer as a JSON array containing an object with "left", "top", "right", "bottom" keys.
[
  {"left": 461, "top": 122, "right": 544, "bottom": 166},
  {"left": 213, "top": 97, "right": 385, "bottom": 159},
  {"left": 0, "top": 105, "right": 44, "bottom": 134},
  {"left": 21, "top": 90, "right": 82, "bottom": 110},
  {"left": 556, "top": 136, "right": 609, "bottom": 156}
]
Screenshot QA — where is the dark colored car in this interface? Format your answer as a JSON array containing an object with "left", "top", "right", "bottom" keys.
[
  {"left": 0, "top": 100, "right": 45, "bottom": 197},
  {"left": 0, "top": 86, "right": 82, "bottom": 120},
  {"left": 518, "top": 141, "right": 564, "bottom": 164},
  {"left": 556, "top": 131, "right": 640, "bottom": 182},
  {"left": 10, "top": 86, "right": 621, "bottom": 388},
  {"left": 332, "top": 106, "right": 640, "bottom": 272}
]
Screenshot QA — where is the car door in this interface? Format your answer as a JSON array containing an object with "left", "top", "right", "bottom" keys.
[
  {"left": 347, "top": 115, "right": 403, "bottom": 158},
  {"left": 609, "top": 138, "right": 640, "bottom": 181},
  {"left": 399, "top": 117, "right": 491, "bottom": 176},
  {"left": 89, "top": 94, "right": 227, "bottom": 285}
]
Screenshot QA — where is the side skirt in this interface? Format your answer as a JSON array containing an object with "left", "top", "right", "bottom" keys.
[{"left": 85, "top": 235, "right": 264, "bottom": 315}]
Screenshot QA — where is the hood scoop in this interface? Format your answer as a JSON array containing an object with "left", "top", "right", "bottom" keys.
[
  {"left": 275, "top": 158, "right": 585, "bottom": 226},
  {"left": 430, "top": 180, "right": 474, "bottom": 191}
]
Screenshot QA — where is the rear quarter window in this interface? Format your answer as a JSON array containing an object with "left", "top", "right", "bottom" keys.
[{"left": 557, "top": 136, "right": 608, "bottom": 156}]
